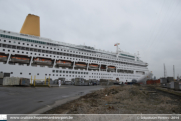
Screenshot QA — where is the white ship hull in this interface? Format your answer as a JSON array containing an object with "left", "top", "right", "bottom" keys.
[{"left": 0, "top": 28, "right": 151, "bottom": 82}]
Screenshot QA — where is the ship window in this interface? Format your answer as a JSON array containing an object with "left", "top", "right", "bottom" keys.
[
  {"left": 52, "top": 70, "right": 55, "bottom": 72},
  {"left": 72, "top": 71, "right": 74, "bottom": 74},
  {"left": 53, "top": 74, "right": 54, "bottom": 76},
  {"left": 69, "top": 71, "right": 71, "bottom": 73},
  {"left": 37, "top": 73, "right": 39, "bottom": 75},
  {"left": 63, "top": 71, "right": 65, "bottom": 73},
  {"left": 20, "top": 72, "right": 22, "bottom": 75},
  {"left": 9, "top": 41, "right": 11, "bottom": 43},
  {"left": 78, "top": 72, "right": 80, "bottom": 74},
  {"left": 56, "top": 70, "right": 58, "bottom": 73},
  {"left": 75, "top": 72, "right": 77, "bottom": 74},
  {"left": 11, "top": 72, "right": 13, "bottom": 74},
  {"left": 4, "top": 40, "right": 6, "bottom": 42},
  {"left": 8, "top": 50, "right": 10, "bottom": 52},
  {"left": 17, "top": 51, "right": 19, "bottom": 53},
  {"left": 81, "top": 72, "right": 83, "bottom": 74},
  {"left": 66, "top": 71, "right": 68, "bottom": 73},
  {"left": 60, "top": 71, "right": 62, "bottom": 73},
  {"left": 29, "top": 73, "right": 31, "bottom": 75},
  {"left": 45, "top": 74, "right": 47, "bottom": 76},
  {"left": 13, "top": 50, "right": 15, "bottom": 52}
]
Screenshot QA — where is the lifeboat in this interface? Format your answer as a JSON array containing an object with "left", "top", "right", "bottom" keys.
[
  {"left": 89, "top": 64, "right": 99, "bottom": 69},
  {"left": 56, "top": 60, "right": 72, "bottom": 67},
  {"left": 75, "top": 63, "right": 87, "bottom": 68},
  {"left": 0, "top": 55, "right": 8, "bottom": 62},
  {"left": 107, "top": 66, "right": 116, "bottom": 71},
  {"left": 11, "top": 56, "right": 30, "bottom": 63},
  {"left": 33, "top": 58, "right": 52, "bottom": 65}
]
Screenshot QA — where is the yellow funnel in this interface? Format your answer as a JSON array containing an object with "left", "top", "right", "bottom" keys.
[{"left": 20, "top": 14, "right": 40, "bottom": 37}]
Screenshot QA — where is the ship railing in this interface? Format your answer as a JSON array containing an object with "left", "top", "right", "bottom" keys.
[
  {"left": 0, "top": 29, "right": 137, "bottom": 57},
  {"left": 56, "top": 63, "right": 71, "bottom": 64},
  {"left": 34, "top": 60, "right": 52, "bottom": 63}
]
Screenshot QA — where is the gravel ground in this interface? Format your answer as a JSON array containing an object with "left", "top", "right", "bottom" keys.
[{"left": 44, "top": 85, "right": 181, "bottom": 114}]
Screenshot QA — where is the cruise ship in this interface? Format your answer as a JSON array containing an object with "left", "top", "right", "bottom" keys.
[{"left": 0, "top": 14, "right": 152, "bottom": 82}]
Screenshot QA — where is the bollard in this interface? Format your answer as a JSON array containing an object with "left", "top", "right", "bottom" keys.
[{"left": 44, "top": 76, "right": 46, "bottom": 85}]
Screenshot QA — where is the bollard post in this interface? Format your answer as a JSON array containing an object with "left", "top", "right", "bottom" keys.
[
  {"left": 48, "top": 76, "right": 50, "bottom": 86},
  {"left": 31, "top": 76, "right": 32, "bottom": 84},
  {"left": 34, "top": 75, "right": 35, "bottom": 86},
  {"left": 45, "top": 76, "right": 46, "bottom": 85}
]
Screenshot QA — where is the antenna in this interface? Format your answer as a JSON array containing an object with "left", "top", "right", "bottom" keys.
[
  {"left": 114, "top": 43, "right": 120, "bottom": 53},
  {"left": 173, "top": 65, "right": 175, "bottom": 80},
  {"left": 137, "top": 51, "right": 141, "bottom": 59},
  {"left": 164, "top": 63, "right": 167, "bottom": 78}
]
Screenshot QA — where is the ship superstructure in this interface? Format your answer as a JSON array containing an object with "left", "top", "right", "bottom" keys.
[{"left": 0, "top": 14, "right": 151, "bottom": 82}]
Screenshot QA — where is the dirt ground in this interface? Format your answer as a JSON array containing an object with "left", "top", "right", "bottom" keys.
[{"left": 44, "top": 85, "right": 181, "bottom": 114}]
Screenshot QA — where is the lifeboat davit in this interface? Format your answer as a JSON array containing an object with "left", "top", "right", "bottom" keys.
[
  {"left": 89, "top": 64, "right": 99, "bottom": 69},
  {"left": 33, "top": 58, "right": 52, "bottom": 65},
  {"left": 56, "top": 60, "right": 72, "bottom": 67},
  {"left": 11, "top": 56, "right": 30, "bottom": 63},
  {"left": 100, "top": 65, "right": 106, "bottom": 70},
  {"left": 107, "top": 66, "right": 116, "bottom": 71},
  {"left": 75, "top": 63, "right": 87, "bottom": 68},
  {"left": 0, "top": 55, "right": 8, "bottom": 62}
]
